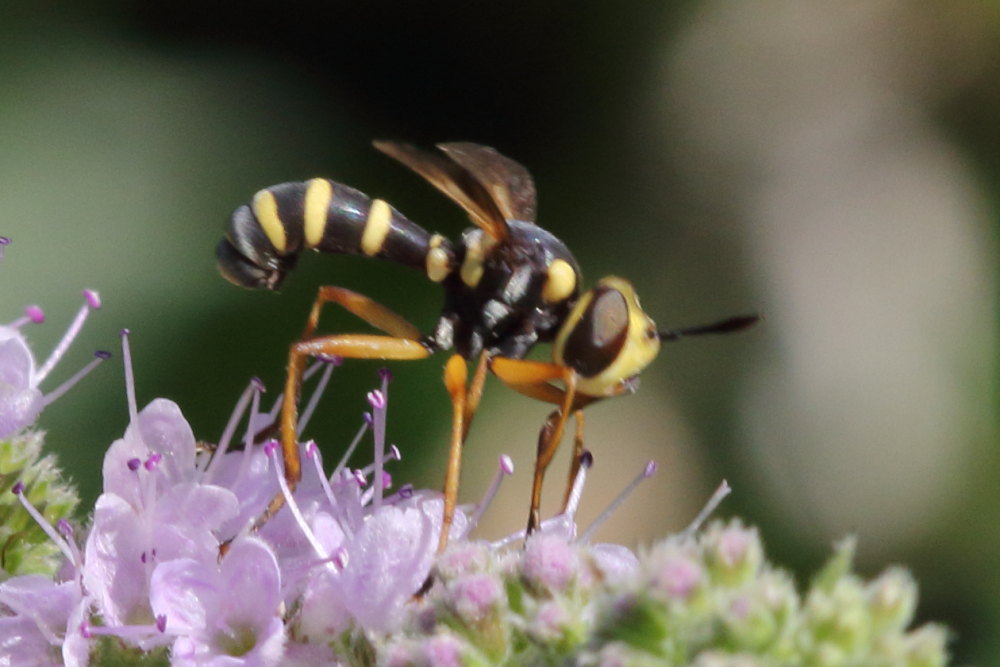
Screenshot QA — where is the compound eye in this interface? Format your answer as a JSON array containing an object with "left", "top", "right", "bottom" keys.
[{"left": 562, "top": 286, "right": 629, "bottom": 377}]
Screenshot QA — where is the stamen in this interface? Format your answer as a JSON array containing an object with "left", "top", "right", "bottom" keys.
[
  {"left": 0, "top": 236, "right": 9, "bottom": 261},
  {"left": 333, "top": 546, "right": 349, "bottom": 569},
  {"left": 202, "top": 378, "right": 261, "bottom": 481},
  {"left": 41, "top": 350, "right": 111, "bottom": 406},
  {"left": 266, "top": 443, "right": 331, "bottom": 562},
  {"left": 305, "top": 440, "right": 352, "bottom": 537},
  {"left": 264, "top": 359, "right": 326, "bottom": 427},
  {"left": 579, "top": 460, "right": 657, "bottom": 544},
  {"left": 297, "top": 357, "right": 337, "bottom": 436},
  {"left": 144, "top": 453, "right": 162, "bottom": 471},
  {"left": 331, "top": 418, "right": 371, "bottom": 488},
  {"left": 13, "top": 483, "right": 76, "bottom": 564},
  {"left": 36, "top": 289, "right": 101, "bottom": 383},
  {"left": 9, "top": 305, "right": 45, "bottom": 329},
  {"left": 127, "top": 457, "right": 142, "bottom": 471},
  {"left": 563, "top": 451, "right": 594, "bottom": 519},
  {"left": 369, "top": 378, "right": 389, "bottom": 510},
  {"left": 383, "top": 483, "right": 414, "bottom": 505},
  {"left": 121, "top": 329, "right": 138, "bottom": 423},
  {"left": 464, "top": 454, "right": 515, "bottom": 538},
  {"left": 679, "top": 479, "right": 732, "bottom": 540}
]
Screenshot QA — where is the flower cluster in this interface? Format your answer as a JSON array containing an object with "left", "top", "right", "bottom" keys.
[{"left": 0, "top": 270, "right": 950, "bottom": 666}]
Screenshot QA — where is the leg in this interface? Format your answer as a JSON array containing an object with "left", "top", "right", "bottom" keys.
[
  {"left": 249, "top": 287, "right": 430, "bottom": 536},
  {"left": 439, "top": 354, "right": 467, "bottom": 552},
  {"left": 562, "top": 410, "right": 585, "bottom": 511},
  {"left": 490, "top": 357, "right": 580, "bottom": 534},
  {"left": 435, "top": 350, "right": 490, "bottom": 553}
]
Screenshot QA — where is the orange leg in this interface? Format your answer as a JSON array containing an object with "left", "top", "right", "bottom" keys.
[
  {"left": 562, "top": 410, "right": 586, "bottom": 511},
  {"left": 250, "top": 287, "right": 430, "bottom": 536},
  {"left": 490, "top": 357, "right": 583, "bottom": 534},
  {"left": 434, "top": 350, "right": 490, "bottom": 553}
]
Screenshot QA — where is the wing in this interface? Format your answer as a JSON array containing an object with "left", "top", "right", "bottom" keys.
[
  {"left": 436, "top": 142, "right": 537, "bottom": 224},
  {"left": 374, "top": 140, "right": 510, "bottom": 241}
]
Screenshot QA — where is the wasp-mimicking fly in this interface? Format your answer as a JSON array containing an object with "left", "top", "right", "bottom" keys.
[{"left": 217, "top": 141, "right": 756, "bottom": 548}]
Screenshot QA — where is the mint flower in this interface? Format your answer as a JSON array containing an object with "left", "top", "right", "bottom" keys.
[
  {"left": 0, "top": 282, "right": 107, "bottom": 580},
  {"left": 0, "top": 268, "right": 950, "bottom": 665},
  {"left": 0, "top": 289, "right": 105, "bottom": 439}
]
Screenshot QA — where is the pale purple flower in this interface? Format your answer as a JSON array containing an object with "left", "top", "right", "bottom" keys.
[
  {"left": 0, "top": 576, "right": 89, "bottom": 667},
  {"left": 149, "top": 537, "right": 285, "bottom": 666},
  {"left": 84, "top": 341, "right": 239, "bottom": 634},
  {"left": 0, "top": 289, "right": 106, "bottom": 439}
]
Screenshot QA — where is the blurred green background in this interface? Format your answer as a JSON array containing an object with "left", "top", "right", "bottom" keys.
[{"left": 1, "top": 1, "right": 997, "bottom": 662}]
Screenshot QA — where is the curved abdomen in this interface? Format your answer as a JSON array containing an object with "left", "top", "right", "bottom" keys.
[{"left": 217, "top": 178, "right": 455, "bottom": 290}]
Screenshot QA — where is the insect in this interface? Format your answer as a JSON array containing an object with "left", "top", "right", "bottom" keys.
[{"left": 216, "top": 141, "right": 756, "bottom": 547}]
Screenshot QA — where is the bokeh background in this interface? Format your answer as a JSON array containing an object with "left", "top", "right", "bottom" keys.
[{"left": 2, "top": 1, "right": 997, "bottom": 662}]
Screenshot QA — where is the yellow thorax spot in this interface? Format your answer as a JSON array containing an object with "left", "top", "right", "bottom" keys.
[
  {"left": 542, "top": 258, "right": 576, "bottom": 303},
  {"left": 426, "top": 234, "right": 450, "bottom": 282},
  {"left": 303, "top": 178, "right": 333, "bottom": 248},
  {"left": 459, "top": 230, "right": 497, "bottom": 288},
  {"left": 251, "top": 189, "right": 287, "bottom": 254},
  {"left": 361, "top": 199, "right": 393, "bottom": 257}
]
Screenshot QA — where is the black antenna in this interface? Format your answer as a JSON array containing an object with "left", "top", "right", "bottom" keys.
[{"left": 658, "top": 314, "right": 760, "bottom": 342}]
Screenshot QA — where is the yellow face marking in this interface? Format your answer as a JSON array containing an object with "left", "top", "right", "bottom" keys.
[
  {"left": 303, "top": 178, "right": 333, "bottom": 249},
  {"left": 542, "top": 258, "right": 576, "bottom": 303},
  {"left": 361, "top": 198, "right": 393, "bottom": 257},
  {"left": 460, "top": 230, "right": 497, "bottom": 288},
  {"left": 251, "top": 189, "right": 287, "bottom": 254},
  {"left": 426, "top": 234, "right": 450, "bottom": 282},
  {"left": 553, "top": 276, "right": 661, "bottom": 397}
]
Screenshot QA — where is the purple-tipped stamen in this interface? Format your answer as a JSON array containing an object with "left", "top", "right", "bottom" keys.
[
  {"left": 579, "top": 459, "right": 659, "bottom": 544},
  {"left": 41, "top": 349, "right": 111, "bottom": 406},
  {"left": 83, "top": 289, "right": 101, "bottom": 309},
  {"left": 265, "top": 440, "right": 332, "bottom": 563},
  {"left": 36, "top": 290, "right": 102, "bottom": 383},
  {"left": 127, "top": 458, "right": 142, "bottom": 471},
  {"left": 353, "top": 469, "right": 367, "bottom": 487},
  {"left": 156, "top": 615, "right": 167, "bottom": 633},
  {"left": 383, "top": 483, "right": 414, "bottom": 505},
  {"left": 378, "top": 367, "right": 393, "bottom": 382},
  {"left": 120, "top": 329, "right": 138, "bottom": 424},
  {"left": 366, "top": 389, "right": 386, "bottom": 410},
  {"left": 11, "top": 481, "right": 24, "bottom": 495},
  {"left": 9, "top": 304, "right": 45, "bottom": 329},
  {"left": 144, "top": 453, "right": 162, "bottom": 471},
  {"left": 680, "top": 479, "right": 732, "bottom": 539},
  {"left": 333, "top": 546, "right": 349, "bottom": 570},
  {"left": 370, "top": 377, "right": 389, "bottom": 510},
  {"left": 263, "top": 439, "right": 279, "bottom": 459},
  {"left": 464, "top": 454, "right": 516, "bottom": 538},
  {"left": 298, "top": 356, "right": 337, "bottom": 436},
  {"left": 389, "top": 444, "right": 401, "bottom": 461}
]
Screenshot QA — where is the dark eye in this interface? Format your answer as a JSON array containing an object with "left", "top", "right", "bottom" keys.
[{"left": 561, "top": 287, "right": 628, "bottom": 377}]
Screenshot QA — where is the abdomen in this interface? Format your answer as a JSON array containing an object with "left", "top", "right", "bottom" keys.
[{"left": 217, "top": 178, "right": 455, "bottom": 291}]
